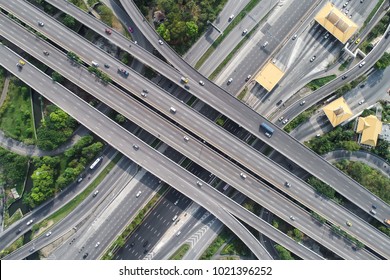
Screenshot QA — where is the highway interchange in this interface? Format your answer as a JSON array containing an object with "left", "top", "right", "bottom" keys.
[{"left": 0, "top": 0, "right": 389, "bottom": 260}]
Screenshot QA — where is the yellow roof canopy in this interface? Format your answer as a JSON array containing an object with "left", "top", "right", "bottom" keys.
[
  {"left": 323, "top": 97, "right": 352, "bottom": 127},
  {"left": 356, "top": 115, "right": 382, "bottom": 147},
  {"left": 314, "top": 2, "right": 358, "bottom": 44},
  {"left": 255, "top": 62, "right": 284, "bottom": 92}
]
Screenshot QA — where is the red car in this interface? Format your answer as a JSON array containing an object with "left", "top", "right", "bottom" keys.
[
  {"left": 128, "top": 26, "right": 134, "bottom": 33},
  {"left": 105, "top": 28, "right": 112, "bottom": 35}
]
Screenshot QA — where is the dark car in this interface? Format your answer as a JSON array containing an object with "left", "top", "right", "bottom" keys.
[
  {"left": 128, "top": 27, "right": 134, "bottom": 33},
  {"left": 184, "top": 84, "right": 190, "bottom": 90},
  {"left": 276, "top": 99, "right": 283, "bottom": 106},
  {"left": 83, "top": 253, "right": 89, "bottom": 259},
  {"left": 143, "top": 240, "right": 149, "bottom": 247},
  {"left": 342, "top": 75, "right": 347, "bottom": 80},
  {"left": 385, "top": 31, "right": 390, "bottom": 39}
]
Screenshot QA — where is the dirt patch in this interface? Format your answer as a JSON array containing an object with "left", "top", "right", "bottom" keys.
[{"left": 40, "top": 229, "right": 75, "bottom": 259}]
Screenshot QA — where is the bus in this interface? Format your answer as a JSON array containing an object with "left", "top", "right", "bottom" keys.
[
  {"left": 260, "top": 122, "right": 274, "bottom": 138},
  {"left": 90, "top": 156, "right": 103, "bottom": 170}
]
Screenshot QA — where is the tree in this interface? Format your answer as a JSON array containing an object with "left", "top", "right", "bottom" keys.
[
  {"left": 186, "top": 21, "right": 198, "bottom": 38},
  {"left": 274, "top": 245, "right": 294, "bottom": 260},
  {"left": 375, "top": 52, "right": 390, "bottom": 69},
  {"left": 51, "top": 71, "right": 63, "bottom": 83},
  {"left": 115, "top": 114, "right": 126, "bottom": 123},
  {"left": 63, "top": 14, "right": 76, "bottom": 28},
  {"left": 292, "top": 228, "right": 304, "bottom": 242}
]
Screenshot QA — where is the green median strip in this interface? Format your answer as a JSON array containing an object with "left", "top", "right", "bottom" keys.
[
  {"left": 169, "top": 244, "right": 190, "bottom": 260},
  {"left": 195, "top": 0, "right": 263, "bottom": 69}
]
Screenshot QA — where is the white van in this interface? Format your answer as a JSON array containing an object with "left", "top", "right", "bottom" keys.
[
  {"left": 170, "top": 107, "right": 176, "bottom": 114},
  {"left": 172, "top": 215, "right": 178, "bottom": 221},
  {"left": 91, "top": 61, "right": 99, "bottom": 67}
]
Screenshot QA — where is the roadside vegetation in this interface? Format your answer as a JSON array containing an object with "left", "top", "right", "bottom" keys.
[
  {"left": 102, "top": 184, "right": 169, "bottom": 259},
  {"left": 362, "top": 0, "right": 386, "bottom": 30},
  {"left": 0, "top": 78, "right": 35, "bottom": 144},
  {"left": 36, "top": 105, "right": 77, "bottom": 150},
  {"left": 195, "top": 0, "right": 263, "bottom": 69},
  {"left": 380, "top": 100, "right": 390, "bottom": 123},
  {"left": 169, "top": 244, "right": 190, "bottom": 260},
  {"left": 135, "top": 0, "right": 227, "bottom": 54},
  {"left": 0, "top": 66, "right": 5, "bottom": 92},
  {"left": 306, "top": 75, "right": 336, "bottom": 91},
  {"left": 274, "top": 245, "right": 294, "bottom": 260},
  {"left": 375, "top": 52, "right": 390, "bottom": 69},
  {"left": 360, "top": 8, "right": 389, "bottom": 52},
  {"left": 284, "top": 105, "right": 318, "bottom": 133},
  {"left": 24, "top": 135, "right": 104, "bottom": 208}
]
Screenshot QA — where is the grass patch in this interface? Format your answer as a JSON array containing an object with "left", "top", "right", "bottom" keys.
[
  {"left": 237, "top": 87, "right": 248, "bottom": 101},
  {"left": 169, "top": 244, "right": 190, "bottom": 260},
  {"left": 34, "top": 153, "right": 122, "bottom": 228},
  {"left": 4, "top": 208, "right": 23, "bottom": 228},
  {"left": 0, "top": 78, "right": 35, "bottom": 144},
  {"left": 200, "top": 227, "right": 231, "bottom": 259},
  {"left": 306, "top": 75, "right": 336, "bottom": 91},
  {"left": 0, "top": 66, "right": 5, "bottom": 92},
  {"left": 338, "top": 59, "right": 351, "bottom": 71},
  {"left": 284, "top": 105, "right": 319, "bottom": 133},
  {"left": 0, "top": 235, "right": 24, "bottom": 259},
  {"left": 362, "top": 0, "right": 385, "bottom": 29},
  {"left": 68, "top": 0, "right": 88, "bottom": 12},
  {"left": 195, "top": 0, "right": 263, "bottom": 69}
]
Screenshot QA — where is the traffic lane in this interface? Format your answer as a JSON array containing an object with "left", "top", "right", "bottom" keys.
[
  {"left": 0, "top": 47, "right": 270, "bottom": 260},
  {"left": 0, "top": 146, "right": 117, "bottom": 251},
  {"left": 0, "top": 16, "right": 383, "bottom": 259}
]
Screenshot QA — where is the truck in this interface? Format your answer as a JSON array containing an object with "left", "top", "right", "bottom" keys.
[
  {"left": 260, "top": 122, "right": 274, "bottom": 138},
  {"left": 180, "top": 76, "right": 189, "bottom": 84}
]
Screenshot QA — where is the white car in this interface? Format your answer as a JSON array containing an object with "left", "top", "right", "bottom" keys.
[
  {"left": 300, "top": 100, "right": 306, "bottom": 106},
  {"left": 278, "top": 116, "right": 284, "bottom": 122},
  {"left": 358, "top": 99, "right": 365, "bottom": 105},
  {"left": 46, "top": 231, "right": 52, "bottom": 237},
  {"left": 174, "top": 200, "right": 179, "bottom": 205},
  {"left": 282, "top": 118, "right": 289, "bottom": 124},
  {"left": 228, "top": 14, "right": 234, "bottom": 21},
  {"left": 310, "top": 55, "right": 316, "bottom": 62},
  {"left": 26, "top": 219, "right": 34, "bottom": 226},
  {"left": 95, "top": 242, "right": 100, "bottom": 247},
  {"left": 359, "top": 61, "right": 366, "bottom": 67},
  {"left": 290, "top": 215, "right": 295, "bottom": 221},
  {"left": 136, "top": 191, "right": 142, "bottom": 198},
  {"left": 227, "top": 78, "right": 233, "bottom": 85},
  {"left": 292, "top": 34, "right": 297, "bottom": 40},
  {"left": 158, "top": 39, "right": 163, "bottom": 45},
  {"left": 242, "top": 29, "right": 248, "bottom": 35},
  {"left": 199, "top": 80, "right": 205, "bottom": 86}
]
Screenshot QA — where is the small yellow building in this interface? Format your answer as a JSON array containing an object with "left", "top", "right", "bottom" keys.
[
  {"left": 356, "top": 115, "right": 382, "bottom": 147},
  {"left": 255, "top": 62, "right": 284, "bottom": 92},
  {"left": 323, "top": 97, "right": 352, "bottom": 127},
  {"left": 314, "top": 2, "right": 358, "bottom": 44}
]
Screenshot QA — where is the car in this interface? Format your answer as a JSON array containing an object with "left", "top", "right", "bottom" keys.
[
  {"left": 265, "top": 132, "right": 272, "bottom": 138},
  {"left": 240, "top": 172, "right": 247, "bottom": 179},
  {"left": 285, "top": 182, "right": 291, "bottom": 187},
  {"left": 292, "top": 34, "right": 298, "bottom": 40},
  {"left": 359, "top": 61, "right": 366, "bottom": 67},
  {"left": 133, "top": 144, "right": 139, "bottom": 150},
  {"left": 176, "top": 231, "right": 181, "bottom": 236},
  {"left": 77, "top": 177, "right": 83, "bottom": 183},
  {"left": 242, "top": 29, "right": 248, "bottom": 35},
  {"left": 95, "top": 242, "right": 100, "bottom": 247},
  {"left": 324, "top": 33, "right": 330, "bottom": 39},
  {"left": 46, "top": 231, "right": 52, "bottom": 237},
  {"left": 158, "top": 39, "right": 164, "bottom": 45},
  {"left": 93, "top": 190, "right": 99, "bottom": 197},
  {"left": 262, "top": 41, "right": 268, "bottom": 48},
  {"left": 344, "top": 9, "right": 349, "bottom": 15},
  {"left": 343, "top": 1, "right": 349, "bottom": 8},
  {"left": 104, "top": 63, "right": 110, "bottom": 68},
  {"left": 278, "top": 116, "right": 284, "bottom": 122},
  {"left": 199, "top": 80, "right": 205, "bottom": 86},
  {"left": 43, "top": 50, "right": 49, "bottom": 56},
  {"left": 360, "top": 83, "right": 366, "bottom": 88},
  {"left": 370, "top": 209, "right": 377, "bottom": 215},
  {"left": 174, "top": 200, "right": 179, "bottom": 206},
  {"left": 245, "top": 75, "right": 252, "bottom": 82},
  {"left": 276, "top": 99, "right": 283, "bottom": 106},
  {"left": 227, "top": 78, "right": 233, "bottom": 85},
  {"left": 26, "top": 219, "right": 34, "bottom": 226},
  {"left": 170, "top": 107, "right": 177, "bottom": 114},
  {"left": 105, "top": 28, "right": 112, "bottom": 35},
  {"left": 349, "top": 14, "right": 352, "bottom": 19},
  {"left": 300, "top": 100, "right": 306, "bottom": 106},
  {"left": 183, "top": 135, "right": 189, "bottom": 141},
  {"left": 355, "top": 38, "right": 361, "bottom": 44},
  {"left": 385, "top": 31, "right": 390, "bottom": 39},
  {"left": 17, "top": 228, "right": 22, "bottom": 233},
  {"left": 310, "top": 55, "right": 316, "bottom": 62},
  {"left": 346, "top": 221, "right": 352, "bottom": 227},
  {"left": 38, "top": 21, "right": 44, "bottom": 27},
  {"left": 172, "top": 215, "right": 178, "bottom": 221},
  {"left": 196, "top": 181, "right": 203, "bottom": 187},
  {"left": 18, "top": 60, "right": 25, "bottom": 67},
  {"left": 342, "top": 75, "right": 348, "bottom": 80},
  {"left": 29, "top": 248, "right": 35, "bottom": 252},
  {"left": 316, "top": 134, "right": 321, "bottom": 137},
  {"left": 290, "top": 215, "right": 295, "bottom": 221},
  {"left": 360, "top": 0, "right": 364, "bottom": 3},
  {"left": 358, "top": 99, "right": 365, "bottom": 105},
  {"left": 136, "top": 191, "right": 142, "bottom": 198},
  {"left": 228, "top": 14, "right": 234, "bottom": 21},
  {"left": 130, "top": 242, "right": 135, "bottom": 247},
  {"left": 143, "top": 240, "right": 149, "bottom": 247},
  {"left": 83, "top": 253, "right": 89, "bottom": 259},
  {"left": 282, "top": 118, "right": 289, "bottom": 124},
  {"left": 372, "top": 204, "right": 377, "bottom": 209},
  {"left": 142, "top": 89, "right": 149, "bottom": 94},
  {"left": 128, "top": 27, "right": 134, "bottom": 33},
  {"left": 184, "top": 84, "right": 190, "bottom": 90}
]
